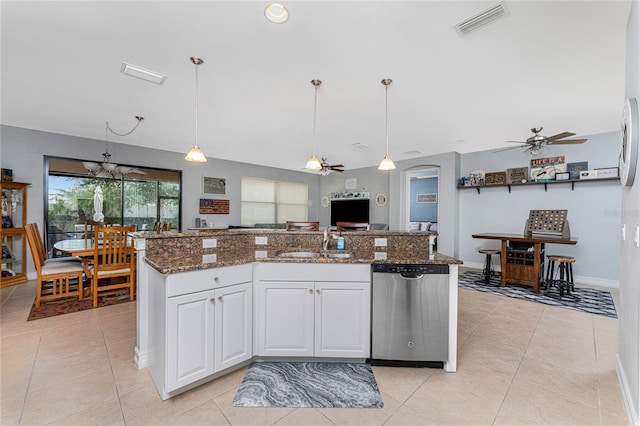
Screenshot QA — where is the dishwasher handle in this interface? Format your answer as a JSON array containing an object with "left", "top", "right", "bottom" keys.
[{"left": 400, "top": 273, "right": 424, "bottom": 280}]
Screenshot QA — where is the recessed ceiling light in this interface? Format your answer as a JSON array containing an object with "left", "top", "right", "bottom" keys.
[
  {"left": 120, "top": 62, "right": 167, "bottom": 85},
  {"left": 264, "top": 3, "right": 289, "bottom": 24}
]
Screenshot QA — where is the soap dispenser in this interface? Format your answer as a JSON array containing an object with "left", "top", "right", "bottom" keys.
[{"left": 336, "top": 234, "right": 345, "bottom": 251}]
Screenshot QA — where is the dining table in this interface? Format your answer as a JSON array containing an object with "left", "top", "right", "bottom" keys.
[
  {"left": 472, "top": 232, "right": 578, "bottom": 293},
  {"left": 53, "top": 237, "right": 136, "bottom": 278}
]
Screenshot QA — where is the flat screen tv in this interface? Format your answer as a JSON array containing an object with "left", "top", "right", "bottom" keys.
[{"left": 330, "top": 199, "right": 370, "bottom": 226}]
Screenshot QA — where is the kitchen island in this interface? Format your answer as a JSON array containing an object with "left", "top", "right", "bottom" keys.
[{"left": 134, "top": 229, "right": 461, "bottom": 400}]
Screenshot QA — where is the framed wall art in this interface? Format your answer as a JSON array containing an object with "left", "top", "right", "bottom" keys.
[{"left": 202, "top": 177, "right": 226, "bottom": 195}]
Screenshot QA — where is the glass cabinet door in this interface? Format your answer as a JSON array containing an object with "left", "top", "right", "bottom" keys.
[{"left": 1, "top": 181, "right": 29, "bottom": 286}]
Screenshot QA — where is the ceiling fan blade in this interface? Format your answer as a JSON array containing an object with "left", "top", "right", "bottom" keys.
[
  {"left": 505, "top": 140, "right": 528, "bottom": 144},
  {"left": 548, "top": 138, "right": 587, "bottom": 145},
  {"left": 328, "top": 164, "right": 344, "bottom": 168},
  {"left": 545, "top": 132, "right": 576, "bottom": 142},
  {"left": 493, "top": 145, "right": 527, "bottom": 153},
  {"left": 332, "top": 169, "right": 344, "bottom": 172}
]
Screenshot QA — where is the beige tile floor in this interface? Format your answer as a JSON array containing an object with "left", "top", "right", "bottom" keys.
[{"left": 0, "top": 274, "right": 627, "bottom": 425}]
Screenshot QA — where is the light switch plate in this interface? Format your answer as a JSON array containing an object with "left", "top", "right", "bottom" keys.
[
  {"left": 622, "top": 224, "right": 626, "bottom": 241},
  {"left": 635, "top": 226, "right": 640, "bottom": 248},
  {"left": 255, "top": 236, "right": 268, "bottom": 245},
  {"left": 374, "top": 238, "right": 387, "bottom": 247},
  {"left": 374, "top": 252, "right": 387, "bottom": 260},
  {"left": 202, "top": 238, "right": 217, "bottom": 248},
  {"left": 202, "top": 253, "right": 217, "bottom": 263},
  {"left": 255, "top": 250, "right": 268, "bottom": 259}
]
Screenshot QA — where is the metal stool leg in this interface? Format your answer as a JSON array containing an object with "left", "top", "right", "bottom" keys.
[{"left": 483, "top": 254, "right": 492, "bottom": 283}]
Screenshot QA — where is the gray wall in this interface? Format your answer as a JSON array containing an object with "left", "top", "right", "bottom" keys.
[
  {"left": 0, "top": 125, "right": 321, "bottom": 271},
  {"left": 618, "top": 2, "right": 640, "bottom": 424},
  {"left": 409, "top": 177, "right": 438, "bottom": 222},
  {"left": 459, "top": 131, "right": 622, "bottom": 287}
]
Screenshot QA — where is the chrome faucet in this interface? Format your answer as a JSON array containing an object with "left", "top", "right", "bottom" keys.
[{"left": 323, "top": 226, "right": 337, "bottom": 250}]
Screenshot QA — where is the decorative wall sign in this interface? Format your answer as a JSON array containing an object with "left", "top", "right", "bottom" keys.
[
  {"left": 416, "top": 193, "right": 437, "bottom": 203},
  {"left": 485, "top": 172, "right": 506, "bottom": 186},
  {"left": 199, "top": 198, "right": 230, "bottom": 214},
  {"left": 468, "top": 170, "right": 485, "bottom": 186},
  {"left": 1, "top": 168, "right": 13, "bottom": 182},
  {"left": 202, "top": 176, "right": 226, "bottom": 195},
  {"left": 530, "top": 156, "right": 566, "bottom": 182},
  {"left": 506, "top": 167, "right": 528, "bottom": 184},
  {"left": 567, "top": 162, "right": 588, "bottom": 180}
]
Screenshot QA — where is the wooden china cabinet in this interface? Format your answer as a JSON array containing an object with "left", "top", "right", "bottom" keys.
[{"left": 1, "top": 181, "right": 30, "bottom": 287}]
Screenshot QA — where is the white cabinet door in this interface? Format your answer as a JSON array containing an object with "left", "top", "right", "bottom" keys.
[
  {"left": 214, "top": 282, "right": 252, "bottom": 372},
  {"left": 166, "top": 290, "right": 215, "bottom": 392},
  {"left": 257, "top": 281, "right": 314, "bottom": 356},
  {"left": 314, "top": 282, "right": 371, "bottom": 358}
]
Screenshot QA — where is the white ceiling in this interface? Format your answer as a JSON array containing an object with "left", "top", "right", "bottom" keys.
[{"left": 0, "top": 1, "right": 631, "bottom": 172}]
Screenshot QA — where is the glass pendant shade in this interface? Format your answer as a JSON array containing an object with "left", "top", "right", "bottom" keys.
[
  {"left": 305, "top": 155, "right": 322, "bottom": 171},
  {"left": 378, "top": 155, "right": 396, "bottom": 171},
  {"left": 185, "top": 146, "right": 207, "bottom": 162}
]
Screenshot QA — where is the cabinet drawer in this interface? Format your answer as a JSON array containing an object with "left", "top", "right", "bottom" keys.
[{"left": 166, "top": 264, "right": 252, "bottom": 297}]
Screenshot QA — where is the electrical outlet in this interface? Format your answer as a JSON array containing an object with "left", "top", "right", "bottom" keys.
[
  {"left": 255, "top": 236, "right": 268, "bottom": 245},
  {"left": 255, "top": 250, "right": 268, "bottom": 259},
  {"left": 374, "top": 238, "right": 387, "bottom": 247},
  {"left": 202, "top": 253, "right": 217, "bottom": 264},
  {"left": 202, "top": 238, "right": 217, "bottom": 248},
  {"left": 374, "top": 252, "right": 387, "bottom": 260}
]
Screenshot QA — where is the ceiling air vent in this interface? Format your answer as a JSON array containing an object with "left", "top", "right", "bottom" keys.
[{"left": 454, "top": 2, "right": 509, "bottom": 37}]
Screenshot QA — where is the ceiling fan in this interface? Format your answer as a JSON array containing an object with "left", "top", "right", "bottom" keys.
[
  {"left": 495, "top": 127, "right": 587, "bottom": 155},
  {"left": 319, "top": 158, "right": 344, "bottom": 176}
]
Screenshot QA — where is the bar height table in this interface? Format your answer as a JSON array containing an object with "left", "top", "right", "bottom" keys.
[{"left": 472, "top": 233, "right": 578, "bottom": 293}]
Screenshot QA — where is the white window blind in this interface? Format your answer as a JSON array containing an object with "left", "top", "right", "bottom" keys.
[{"left": 241, "top": 177, "right": 308, "bottom": 226}]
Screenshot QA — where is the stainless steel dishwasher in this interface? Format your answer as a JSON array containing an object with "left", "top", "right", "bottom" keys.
[{"left": 371, "top": 263, "right": 449, "bottom": 367}]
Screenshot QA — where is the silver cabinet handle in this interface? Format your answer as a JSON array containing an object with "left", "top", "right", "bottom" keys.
[
  {"left": 210, "top": 298, "right": 215, "bottom": 303},
  {"left": 316, "top": 289, "right": 320, "bottom": 294},
  {"left": 214, "top": 277, "right": 219, "bottom": 283},
  {"left": 218, "top": 296, "right": 223, "bottom": 302},
  {"left": 308, "top": 289, "right": 313, "bottom": 294}
]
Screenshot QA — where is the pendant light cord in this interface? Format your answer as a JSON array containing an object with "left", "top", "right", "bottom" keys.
[
  {"left": 194, "top": 60, "right": 199, "bottom": 149},
  {"left": 385, "top": 83, "right": 389, "bottom": 157},
  {"left": 313, "top": 83, "right": 318, "bottom": 157}
]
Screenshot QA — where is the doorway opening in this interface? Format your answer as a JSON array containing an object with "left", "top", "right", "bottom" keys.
[{"left": 405, "top": 167, "right": 439, "bottom": 233}]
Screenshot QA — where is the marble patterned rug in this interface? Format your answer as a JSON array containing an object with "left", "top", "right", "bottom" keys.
[
  {"left": 232, "top": 362, "right": 384, "bottom": 408},
  {"left": 459, "top": 271, "right": 617, "bottom": 318}
]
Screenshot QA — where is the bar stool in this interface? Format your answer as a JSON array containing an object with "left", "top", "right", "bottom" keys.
[
  {"left": 476, "top": 248, "right": 500, "bottom": 283},
  {"left": 544, "top": 254, "right": 576, "bottom": 298}
]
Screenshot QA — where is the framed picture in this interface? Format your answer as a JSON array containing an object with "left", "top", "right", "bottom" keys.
[
  {"left": 202, "top": 177, "right": 226, "bottom": 195},
  {"left": 567, "top": 161, "right": 588, "bottom": 180},
  {"left": 555, "top": 172, "right": 570, "bottom": 181},
  {"left": 199, "top": 198, "right": 230, "bottom": 214},
  {"left": 416, "top": 193, "right": 437, "bottom": 203},
  {"left": 506, "top": 167, "right": 528, "bottom": 184}
]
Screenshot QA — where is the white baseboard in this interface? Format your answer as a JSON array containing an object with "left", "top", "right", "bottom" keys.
[
  {"left": 461, "top": 260, "right": 620, "bottom": 289},
  {"left": 135, "top": 347, "right": 148, "bottom": 369},
  {"left": 616, "top": 354, "right": 638, "bottom": 426}
]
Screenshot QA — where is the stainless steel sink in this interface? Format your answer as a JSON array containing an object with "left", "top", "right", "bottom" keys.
[
  {"left": 276, "top": 251, "right": 321, "bottom": 258},
  {"left": 323, "top": 251, "right": 353, "bottom": 259}
]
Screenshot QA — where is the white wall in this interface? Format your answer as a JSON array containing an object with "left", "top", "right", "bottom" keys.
[
  {"left": 618, "top": 2, "right": 640, "bottom": 425},
  {"left": 459, "top": 131, "right": 621, "bottom": 287}
]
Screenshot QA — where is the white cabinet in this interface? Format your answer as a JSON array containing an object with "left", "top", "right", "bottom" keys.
[
  {"left": 166, "top": 289, "right": 215, "bottom": 391},
  {"left": 147, "top": 263, "right": 252, "bottom": 399},
  {"left": 255, "top": 263, "right": 371, "bottom": 358},
  {"left": 214, "top": 282, "right": 252, "bottom": 372}
]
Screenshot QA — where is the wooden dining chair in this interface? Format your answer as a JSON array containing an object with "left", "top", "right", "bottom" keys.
[
  {"left": 162, "top": 222, "right": 171, "bottom": 231},
  {"left": 27, "top": 223, "right": 82, "bottom": 265},
  {"left": 285, "top": 221, "right": 320, "bottom": 231},
  {"left": 25, "top": 223, "right": 85, "bottom": 307},
  {"left": 84, "top": 220, "right": 112, "bottom": 243},
  {"left": 152, "top": 221, "right": 162, "bottom": 232},
  {"left": 88, "top": 225, "right": 136, "bottom": 308},
  {"left": 336, "top": 221, "right": 370, "bottom": 231}
]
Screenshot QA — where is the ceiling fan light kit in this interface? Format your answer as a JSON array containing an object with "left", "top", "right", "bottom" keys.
[
  {"left": 185, "top": 56, "right": 207, "bottom": 163},
  {"left": 378, "top": 78, "right": 396, "bottom": 171},
  {"left": 83, "top": 116, "right": 147, "bottom": 178}
]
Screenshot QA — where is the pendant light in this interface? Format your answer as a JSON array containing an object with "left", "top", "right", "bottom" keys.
[
  {"left": 378, "top": 78, "right": 396, "bottom": 171},
  {"left": 304, "top": 79, "right": 323, "bottom": 171},
  {"left": 185, "top": 56, "right": 207, "bottom": 162}
]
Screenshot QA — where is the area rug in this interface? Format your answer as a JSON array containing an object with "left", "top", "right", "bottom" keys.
[
  {"left": 232, "top": 362, "right": 384, "bottom": 408},
  {"left": 27, "top": 292, "right": 134, "bottom": 321},
  {"left": 459, "top": 271, "right": 617, "bottom": 318}
]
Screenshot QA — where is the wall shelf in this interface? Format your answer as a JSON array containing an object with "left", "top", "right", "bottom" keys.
[{"left": 457, "top": 177, "right": 620, "bottom": 194}]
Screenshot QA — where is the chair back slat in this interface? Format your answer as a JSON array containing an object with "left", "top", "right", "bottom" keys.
[
  {"left": 94, "top": 225, "right": 135, "bottom": 272},
  {"left": 336, "top": 221, "right": 370, "bottom": 231}
]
